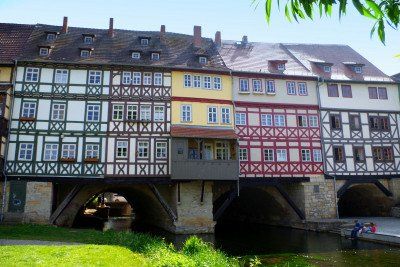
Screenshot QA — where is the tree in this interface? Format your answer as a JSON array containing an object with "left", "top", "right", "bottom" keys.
[{"left": 256, "top": 0, "right": 400, "bottom": 44}]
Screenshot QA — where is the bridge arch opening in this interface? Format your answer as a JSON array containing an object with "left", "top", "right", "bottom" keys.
[{"left": 338, "top": 184, "right": 394, "bottom": 217}]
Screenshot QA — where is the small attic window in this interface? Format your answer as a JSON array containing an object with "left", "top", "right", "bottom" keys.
[
  {"left": 80, "top": 50, "right": 91, "bottom": 58},
  {"left": 151, "top": 53, "right": 160, "bottom": 61},
  {"left": 141, "top": 38, "right": 149, "bottom": 45},
  {"left": 354, "top": 66, "right": 363, "bottom": 74},
  {"left": 323, "top": 66, "right": 332, "bottom": 73},
  {"left": 199, "top": 56, "right": 207, "bottom": 64},
  {"left": 84, "top": 36, "right": 93, "bottom": 44},
  {"left": 39, "top": 47, "right": 49, "bottom": 56},
  {"left": 277, "top": 63, "right": 285, "bottom": 71},
  {"left": 132, "top": 52, "right": 141, "bottom": 59},
  {"left": 46, "top": 33, "right": 56, "bottom": 41}
]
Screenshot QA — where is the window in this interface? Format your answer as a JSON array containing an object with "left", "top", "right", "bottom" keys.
[
  {"left": 143, "top": 73, "right": 152, "bottom": 85},
  {"left": 327, "top": 84, "right": 339, "bottom": 97},
  {"left": 330, "top": 115, "right": 341, "bottom": 130},
  {"left": 184, "top": 74, "right": 192, "bottom": 87},
  {"left": 39, "top": 48, "right": 49, "bottom": 56},
  {"left": 51, "top": 103, "right": 66, "bottom": 121},
  {"left": 297, "top": 115, "right": 308, "bottom": 127},
  {"left": 44, "top": 144, "right": 58, "bottom": 161},
  {"left": 252, "top": 79, "right": 262, "bottom": 93},
  {"left": 84, "top": 36, "right": 93, "bottom": 44},
  {"left": 55, "top": 69, "right": 68, "bottom": 84},
  {"left": 369, "top": 116, "right": 389, "bottom": 131},
  {"left": 18, "top": 143, "right": 34, "bottom": 161},
  {"left": 199, "top": 57, "right": 207, "bottom": 64},
  {"left": 112, "top": 104, "right": 124, "bottom": 121},
  {"left": 122, "top": 72, "right": 132, "bottom": 85},
  {"left": 132, "top": 72, "right": 141, "bottom": 85},
  {"left": 156, "top": 142, "right": 167, "bottom": 159},
  {"left": 276, "top": 149, "right": 287, "bottom": 162},
  {"left": 88, "top": 70, "right": 101, "bottom": 85},
  {"left": 333, "top": 146, "right": 345, "bottom": 163},
  {"left": 181, "top": 105, "right": 192, "bottom": 122},
  {"left": 349, "top": 115, "right": 361, "bottom": 130},
  {"left": 261, "top": 114, "right": 273, "bottom": 126},
  {"left": 61, "top": 144, "right": 76, "bottom": 159},
  {"left": 203, "top": 76, "right": 211, "bottom": 89},
  {"left": 80, "top": 50, "right": 90, "bottom": 58},
  {"left": 368, "top": 87, "right": 378, "bottom": 99},
  {"left": 266, "top": 80, "right": 275, "bottom": 94},
  {"left": 126, "top": 105, "right": 138, "bottom": 121},
  {"left": 309, "top": 116, "right": 319, "bottom": 127},
  {"left": 383, "top": 147, "right": 394, "bottom": 161},
  {"left": 235, "top": 113, "right": 246, "bottom": 125},
  {"left": 154, "top": 73, "right": 163, "bottom": 86},
  {"left": 239, "top": 148, "right": 248, "bottom": 161},
  {"left": 137, "top": 141, "right": 149, "bottom": 158},
  {"left": 277, "top": 63, "right": 285, "bottom": 71},
  {"left": 287, "top": 81, "right": 296, "bottom": 95},
  {"left": 216, "top": 142, "right": 229, "bottom": 160},
  {"left": 353, "top": 146, "right": 365, "bottom": 162},
  {"left": 87, "top": 104, "right": 100, "bottom": 122},
  {"left": 221, "top": 107, "right": 231, "bottom": 124},
  {"left": 131, "top": 52, "right": 141, "bottom": 59},
  {"left": 151, "top": 53, "right": 160, "bottom": 61},
  {"left": 274, "top": 115, "right": 285, "bottom": 127},
  {"left": 116, "top": 141, "right": 128, "bottom": 158},
  {"left": 378, "top": 87, "right": 388, "bottom": 99},
  {"left": 323, "top": 65, "right": 331, "bottom": 73},
  {"left": 372, "top": 147, "right": 393, "bottom": 162},
  {"left": 21, "top": 102, "right": 36, "bottom": 118},
  {"left": 140, "top": 38, "right": 149, "bottom": 45},
  {"left": 264, "top": 149, "right": 274, "bottom": 161},
  {"left": 154, "top": 106, "right": 165, "bottom": 122},
  {"left": 46, "top": 33, "right": 56, "bottom": 41},
  {"left": 341, "top": 85, "right": 352, "bottom": 98},
  {"left": 140, "top": 105, "right": 151, "bottom": 121},
  {"left": 208, "top": 106, "right": 218, "bottom": 123},
  {"left": 239, "top": 79, "right": 249, "bottom": 92},
  {"left": 25, "top": 67, "right": 39, "bottom": 82},
  {"left": 298, "top": 82, "right": 308, "bottom": 96},
  {"left": 213, "top": 77, "right": 222, "bottom": 90},
  {"left": 301, "top": 149, "right": 311, "bottom": 162},
  {"left": 193, "top": 75, "right": 201, "bottom": 88},
  {"left": 85, "top": 144, "right": 99, "bottom": 159},
  {"left": 313, "top": 149, "right": 322, "bottom": 162},
  {"left": 354, "top": 66, "right": 362, "bottom": 73}
]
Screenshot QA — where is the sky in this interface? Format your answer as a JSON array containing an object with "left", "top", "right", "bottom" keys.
[{"left": 0, "top": 0, "right": 399, "bottom": 75}]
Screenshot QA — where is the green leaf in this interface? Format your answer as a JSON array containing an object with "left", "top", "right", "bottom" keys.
[
  {"left": 265, "top": 0, "right": 273, "bottom": 23},
  {"left": 377, "top": 19, "right": 386, "bottom": 44},
  {"left": 285, "top": 4, "right": 293, "bottom": 22},
  {"left": 352, "top": 0, "right": 377, "bottom": 19},
  {"left": 365, "top": 0, "right": 383, "bottom": 18}
]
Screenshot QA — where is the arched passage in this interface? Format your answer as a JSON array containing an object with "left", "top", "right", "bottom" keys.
[
  {"left": 338, "top": 184, "right": 394, "bottom": 217},
  {"left": 214, "top": 186, "right": 300, "bottom": 226}
]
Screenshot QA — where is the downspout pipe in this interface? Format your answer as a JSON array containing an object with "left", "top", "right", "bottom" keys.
[
  {"left": 229, "top": 70, "right": 240, "bottom": 197},
  {"left": 0, "top": 59, "right": 17, "bottom": 222}
]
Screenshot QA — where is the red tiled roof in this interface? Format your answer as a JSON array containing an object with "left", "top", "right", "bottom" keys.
[
  {"left": 171, "top": 125, "right": 237, "bottom": 139},
  {"left": 0, "top": 23, "right": 35, "bottom": 64}
]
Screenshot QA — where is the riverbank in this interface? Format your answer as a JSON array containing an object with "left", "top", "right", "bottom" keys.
[{"left": 0, "top": 224, "right": 237, "bottom": 267}]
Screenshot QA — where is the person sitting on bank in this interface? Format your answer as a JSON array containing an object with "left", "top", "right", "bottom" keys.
[
  {"left": 363, "top": 222, "right": 377, "bottom": 234},
  {"left": 350, "top": 220, "right": 363, "bottom": 239}
]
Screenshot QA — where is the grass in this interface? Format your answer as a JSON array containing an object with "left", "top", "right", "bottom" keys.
[{"left": 0, "top": 224, "right": 238, "bottom": 267}]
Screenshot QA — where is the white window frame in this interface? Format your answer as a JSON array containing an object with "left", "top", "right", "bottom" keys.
[
  {"left": 213, "top": 76, "right": 222, "bottom": 90},
  {"left": 298, "top": 82, "right": 308, "bottom": 96},
  {"left": 154, "top": 72, "right": 163, "bottom": 86},
  {"left": 143, "top": 72, "right": 152, "bottom": 85},
  {"left": 207, "top": 106, "right": 218, "bottom": 124},
  {"left": 55, "top": 69, "right": 68, "bottom": 84},
  {"left": 18, "top": 143, "right": 34, "bottom": 161},
  {"left": 309, "top": 115, "right": 319, "bottom": 128},
  {"left": 87, "top": 104, "right": 100, "bottom": 122},
  {"left": 112, "top": 104, "right": 124, "bottom": 121},
  {"left": 287, "top": 81, "right": 296, "bottom": 95},
  {"left": 274, "top": 115, "right": 285, "bottom": 127},
  {"left": 199, "top": 56, "right": 207, "bottom": 64},
  {"left": 323, "top": 65, "right": 331, "bottom": 73},
  {"left": 301, "top": 149, "right": 311, "bottom": 162},
  {"left": 203, "top": 76, "right": 211, "bottom": 89},
  {"left": 156, "top": 142, "right": 167, "bottom": 159},
  {"left": 43, "top": 144, "right": 58, "bottom": 161},
  {"left": 313, "top": 149, "right": 322, "bottom": 162},
  {"left": 151, "top": 53, "right": 160, "bottom": 61},
  {"left": 39, "top": 47, "right": 49, "bottom": 56},
  {"left": 126, "top": 105, "right": 138, "bottom": 121},
  {"left": 46, "top": 33, "right": 56, "bottom": 41},
  {"left": 85, "top": 144, "right": 99, "bottom": 159},
  {"left": 140, "top": 38, "right": 149, "bottom": 45},
  {"left": 181, "top": 105, "right": 192, "bottom": 122},
  {"left": 193, "top": 75, "right": 201, "bottom": 88},
  {"left": 22, "top": 102, "right": 36, "bottom": 118},
  {"left": 25, "top": 67, "right": 39, "bottom": 82},
  {"left": 277, "top": 63, "right": 285, "bottom": 71},
  {"left": 84, "top": 36, "right": 93, "bottom": 44},
  {"left": 221, "top": 107, "right": 231, "bottom": 124},
  {"left": 252, "top": 79, "right": 262, "bottom": 93},
  {"left": 80, "top": 50, "right": 90, "bottom": 58},
  {"left": 137, "top": 141, "right": 149, "bottom": 158},
  {"left": 88, "top": 70, "right": 102, "bottom": 85},
  {"left": 239, "top": 79, "right": 249, "bottom": 93},
  {"left": 264, "top": 149, "right": 274, "bottom": 162},
  {"left": 132, "top": 72, "right": 141, "bottom": 85},
  {"left": 140, "top": 105, "right": 151, "bottom": 121},
  {"left": 261, "top": 114, "right": 273, "bottom": 126},
  {"left": 354, "top": 66, "right": 362, "bottom": 74},
  {"left": 116, "top": 141, "right": 128, "bottom": 158},
  {"left": 61, "top": 144, "right": 76, "bottom": 159},
  {"left": 154, "top": 106, "right": 165, "bottom": 122},
  {"left": 239, "top": 148, "right": 248, "bottom": 161},
  {"left": 276, "top": 149, "right": 287, "bottom": 162},
  {"left": 266, "top": 80, "right": 276, "bottom": 94},
  {"left": 122, "top": 72, "right": 132, "bottom": 85},
  {"left": 298, "top": 115, "right": 308, "bottom": 127},
  {"left": 51, "top": 103, "right": 66, "bottom": 121},
  {"left": 235, "top": 113, "right": 246, "bottom": 126},
  {"left": 216, "top": 141, "right": 229, "bottom": 160},
  {"left": 131, "top": 52, "right": 141, "bottom": 59},
  {"left": 184, "top": 74, "right": 192, "bottom": 87}
]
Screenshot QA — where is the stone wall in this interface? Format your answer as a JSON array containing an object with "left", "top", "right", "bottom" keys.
[
  {"left": 388, "top": 178, "right": 400, "bottom": 204},
  {"left": 23, "top": 182, "right": 53, "bottom": 223}
]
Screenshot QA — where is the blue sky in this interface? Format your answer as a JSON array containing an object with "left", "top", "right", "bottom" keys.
[{"left": 1, "top": 0, "right": 399, "bottom": 75}]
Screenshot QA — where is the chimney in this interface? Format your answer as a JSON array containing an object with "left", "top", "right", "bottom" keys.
[
  {"left": 215, "top": 31, "right": 221, "bottom": 47},
  {"left": 61, "top": 16, "right": 68, "bottom": 34},
  {"left": 242, "top": 35, "right": 248, "bottom": 44},
  {"left": 160, "top": 25, "right": 166, "bottom": 39},
  {"left": 193, "top": 25, "right": 202, "bottom": 47},
  {"left": 108, "top": 18, "right": 114, "bottom": 37}
]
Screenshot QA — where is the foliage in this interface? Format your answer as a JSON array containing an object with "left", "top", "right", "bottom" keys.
[
  {"left": 255, "top": 0, "right": 400, "bottom": 44},
  {"left": 0, "top": 224, "right": 239, "bottom": 267}
]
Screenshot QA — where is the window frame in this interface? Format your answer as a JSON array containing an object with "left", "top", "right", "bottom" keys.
[
  {"left": 297, "top": 115, "right": 308, "bottom": 127},
  {"left": 276, "top": 149, "right": 287, "bottom": 162},
  {"left": 286, "top": 81, "right": 296, "bottom": 95},
  {"left": 313, "top": 149, "right": 323, "bottom": 162},
  {"left": 207, "top": 106, "right": 218, "bottom": 124},
  {"left": 333, "top": 146, "right": 345, "bottom": 163},
  {"left": 301, "top": 149, "right": 311, "bottom": 162},
  {"left": 43, "top": 143, "right": 59, "bottom": 161},
  {"left": 126, "top": 105, "right": 138, "bottom": 121},
  {"left": 353, "top": 146, "right": 366, "bottom": 163},
  {"left": 235, "top": 113, "right": 246, "bottom": 126},
  {"left": 137, "top": 141, "right": 150, "bottom": 158},
  {"left": 309, "top": 115, "right": 319, "bottom": 128},
  {"left": 140, "top": 105, "right": 152, "bottom": 121},
  {"left": 55, "top": 69, "right": 69, "bottom": 84},
  {"left": 112, "top": 104, "right": 124, "bottom": 121},
  {"left": 61, "top": 143, "right": 76, "bottom": 159},
  {"left": 131, "top": 52, "right": 141, "bottom": 59},
  {"left": 266, "top": 80, "right": 276, "bottom": 94},
  {"left": 51, "top": 103, "right": 66, "bottom": 121},
  {"left": 274, "top": 114, "right": 286, "bottom": 127},
  {"left": 122, "top": 71, "right": 132, "bottom": 85},
  {"left": 85, "top": 144, "right": 100, "bottom": 159},
  {"left": 261, "top": 114, "right": 273, "bottom": 127},
  {"left": 327, "top": 84, "right": 339, "bottom": 97},
  {"left": 297, "top": 82, "right": 308, "bottom": 96},
  {"left": 156, "top": 142, "right": 168, "bottom": 159},
  {"left": 86, "top": 104, "right": 100, "bottom": 122},
  {"left": 264, "top": 148, "right": 274, "bottom": 162},
  {"left": 151, "top": 53, "right": 160, "bottom": 61},
  {"left": 39, "top": 47, "right": 49, "bottom": 56},
  {"left": 25, "top": 67, "right": 39, "bottom": 82},
  {"left": 21, "top": 101, "right": 37, "bottom": 119},
  {"left": 349, "top": 115, "right": 361, "bottom": 131},
  {"left": 116, "top": 140, "right": 128, "bottom": 159},
  {"left": 330, "top": 114, "right": 341, "bottom": 130},
  {"left": 154, "top": 72, "right": 163, "bottom": 86},
  {"left": 239, "top": 78, "right": 249, "bottom": 93},
  {"left": 143, "top": 72, "right": 152, "bottom": 85},
  {"left": 252, "top": 79, "right": 263, "bottom": 93},
  {"left": 153, "top": 106, "right": 165, "bottom": 122},
  {"left": 18, "top": 143, "right": 34, "bottom": 161},
  {"left": 88, "top": 70, "right": 102, "bottom": 85},
  {"left": 239, "top": 148, "right": 248, "bottom": 161},
  {"left": 341, "top": 84, "right": 352, "bottom": 98},
  {"left": 181, "top": 105, "right": 192, "bottom": 122}
]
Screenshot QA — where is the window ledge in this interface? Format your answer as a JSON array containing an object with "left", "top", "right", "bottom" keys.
[
  {"left": 238, "top": 91, "right": 250, "bottom": 94},
  {"left": 84, "top": 158, "right": 99, "bottom": 163},
  {"left": 19, "top": 117, "right": 36, "bottom": 122},
  {"left": 59, "top": 158, "right": 76, "bottom": 163}
]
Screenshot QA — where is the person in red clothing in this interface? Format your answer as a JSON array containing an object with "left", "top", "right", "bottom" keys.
[{"left": 364, "top": 222, "right": 377, "bottom": 233}]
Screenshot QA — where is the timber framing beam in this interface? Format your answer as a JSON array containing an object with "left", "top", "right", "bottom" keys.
[
  {"left": 274, "top": 183, "right": 306, "bottom": 220},
  {"left": 49, "top": 184, "right": 83, "bottom": 224},
  {"left": 325, "top": 174, "right": 400, "bottom": 180},
  {"left": 213, "top": 189, "right": 238, "bottom": 221},
  {"left": 148, "top": 183, "right": 177, "bottom": 222}
]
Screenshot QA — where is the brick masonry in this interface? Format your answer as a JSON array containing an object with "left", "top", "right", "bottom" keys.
[{"left": 23, "top": 182, "right": 53, "bottom": 223}]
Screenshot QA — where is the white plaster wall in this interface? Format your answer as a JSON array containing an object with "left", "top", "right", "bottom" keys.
[
  {"left": 70, "top": 70, "right": 87, "bottom": 84},
  {"left": 40, "top": 68, "right": 53, "bottom": 83}
]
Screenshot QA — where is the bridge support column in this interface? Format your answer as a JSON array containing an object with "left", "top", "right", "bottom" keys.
[
  {"left": 172, "top": 181, "right": 215, "bottom": 234},
  {"left": 388, "top": 178, "right": 400, "bottom": 204}
]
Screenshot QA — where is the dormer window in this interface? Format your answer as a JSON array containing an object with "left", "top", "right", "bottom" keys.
[
  {"left": 323, "top": 66, "right": 332, "bottom": 73},
  {"left": 84, "top": 36, "right": 93, "bottom": 44},
  {"left": 199, "top": 56, "right": 207, "bottom": 64},
  {"left": 151, "top": 53, "right": 160, "bottom": 61},
  {"left": 80, "top": 50, "right": 90, "bottom": 58},
  {"left": 141, "top": 38, "right": 149, "bottom": 45},
  {"left": 39, "top": 47, "right": 49, "bottom": 56},
  {"left": 46, "top": 33, "right": 56, "bottom": 41},
  {"left": 132, "top": 52, "right": 141, "bottom": 59},
  {"left": 277, "top": 63, "right": 285, "bottom": 71},
  {"left": 354, "top": 66, "right": 363, "bottom": 74}
]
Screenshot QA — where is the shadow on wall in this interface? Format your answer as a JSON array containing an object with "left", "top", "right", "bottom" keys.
[{"left": 338, "top": 184, "right": 394, "bottom": 217}]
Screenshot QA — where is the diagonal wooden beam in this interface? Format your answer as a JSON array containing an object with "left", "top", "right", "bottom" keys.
[
  {"left": 274, "top": 183, "right": 305, "bottom": 220},
  {"left": 337, "top": 180, "right": 353, "bottom": 198},
  {"left": 374, "top": 181, "right": 393, "bottom": 197},
  {"left": 49, "top": 184, "right": 83, "bottom": 224},
  {"left": 148, "top": 183, "right": 177, "bottom": 222},
  {"left": 213, "top": 189, "right": 237, "bottom": 221}
]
